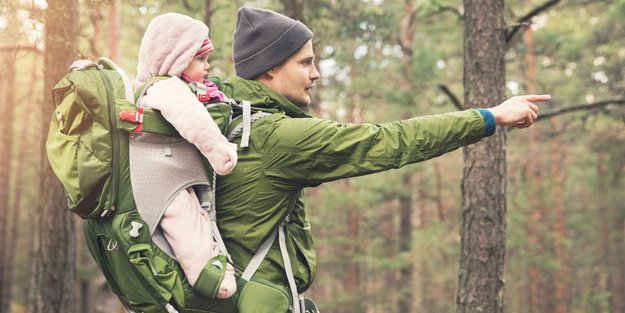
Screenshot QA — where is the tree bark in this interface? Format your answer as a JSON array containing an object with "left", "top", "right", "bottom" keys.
[
  {"left": 397, "top": 173, "right": 414, "bottom": 313},
  {"left": 204, "top": 0, "right": 213, "bottom": 29},
  {"left": 29, "top": 0, "right": 79, "bottom": 312},
  {"left": 280, "top": 0, "right": 307, "bottom": 25},
  {"left": 87, "top": 0, "right": 103, "bottom": 59},
  {"left": 597, "top": 152, "right": 613, "bottom": 312},
  {"left": 2, "top": 44, "right": 32, "bottom": 312},
  {"left": 434, "top": 160, "right": 446, "bottom": 223},
  {"left": 550, "top": 117, "right": 568, "bottom": 313},
  {"left": 522, "top": 21, "right": 543, "bottom": 313},
  {"left": 344, "top": 182, "right": 363, "bottom": 312},
  {"left": 457, "top": 0, "right": 507, "bottom": 312},
  {"left": 107, "top": 0, "right": 120, "bottom": 62},
  {"left": 0, "top": 48, "right": 16, "bottom": 313}
]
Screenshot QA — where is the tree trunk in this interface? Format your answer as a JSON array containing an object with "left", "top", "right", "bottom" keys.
[
  {"left": 29, "top": 0, "right": 79, "bottom": 312},
  {"left": 107, "top": 0, "right": 120, "bottom": 62},
  {"left": 457, "top": 0, "right": 507, "bottom": 312},
  {"left": 522, "top": 22, "right": 543, "bottom": 313},
  {"left": 3, "top": 46, "right": 32, "bottom": 312},
  {"left": 550, "top": 117, "right": 568, "bottom": 313},
  {"left": 618, "top": 217, "right": 625, "bottom": 313},
  {"left": 6, "top": 100, "right": 33, "bottom": 313},
  {"left": 597, "top": 152, "right": 613, "bottom": 312},
  {"left": 280, "top": 0, "right": 307, "bottom": 25},
  {"left": 380, "top": 199, "right": 397, "bottom": 309},
  {"left": 434, "top": 160, "right": 446, "bottom": 223},
  {"left": 397, "top": 173, "right": 414, "bottom": 313},
  {"left": 204, "top": 0, "right": 213, "bottom": 29},
  {"left": 87, "top": 0, "right": 103, "bottom": 58},
  {"left": 344, "top": 182, "right": 362, "bottom": 312},
  {"left": 0, "top": 48, "right": 16, "bottom": 313}
]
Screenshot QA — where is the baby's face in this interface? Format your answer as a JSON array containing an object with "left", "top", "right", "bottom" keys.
[{"left": 183, "top": 54, "right": 210, "bottom": 83}]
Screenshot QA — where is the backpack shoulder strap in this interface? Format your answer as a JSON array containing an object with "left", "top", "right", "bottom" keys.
[
  {"left": 227, "top": 100, "right": 272, "bottom": 146},
  {"left": 134, "top": 76, "right": 170, "bottom": 103},
  {"left": 195, "top": 101, "right": 271, "bottom": 262},
  {"left": 240, "top": 216, "right": 302, "bottom": 313},
  {"left": 98, "top": 57, "right": 134, "bottom": 103}
]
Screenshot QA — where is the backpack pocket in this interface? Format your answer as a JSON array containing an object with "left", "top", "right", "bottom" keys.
[
  {"left": 127, "top": 243, "right": 186, "bottom": 306},
  {"left": 47, "top": 70, "right": 117, "bottom": 219},
  {"left": 94, "top": 235, "right": 169, "bottom": 312},
  {"left": 47, "top": 77, "right": 113, "bottom": 218},
  {"left": 237, "top": 277, "right": 291, "bottom": 313}
]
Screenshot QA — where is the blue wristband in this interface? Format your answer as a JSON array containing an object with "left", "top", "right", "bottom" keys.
[{"left": 476, "top": 108, "right": 496, "bottom": 137}]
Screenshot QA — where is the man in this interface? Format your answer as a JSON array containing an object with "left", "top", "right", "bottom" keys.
[{"left": 216, "top": 5, "right": 547, "bottom": 310}]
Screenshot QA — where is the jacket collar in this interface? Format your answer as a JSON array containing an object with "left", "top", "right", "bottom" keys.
[{"left": 223, "top": 76, "right": 311, "bottom": 118}]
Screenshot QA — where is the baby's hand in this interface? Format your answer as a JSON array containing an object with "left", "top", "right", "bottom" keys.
[
  {"left": 206, "top": 142, "right": 238, "bottom": 175},
  {"left": 216, "top": 263, "right": 237, "bottom": 299}
]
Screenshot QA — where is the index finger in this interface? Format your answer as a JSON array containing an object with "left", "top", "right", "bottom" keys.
[{"left": 523, "top": 94, "right": 551, "bottom": 102}]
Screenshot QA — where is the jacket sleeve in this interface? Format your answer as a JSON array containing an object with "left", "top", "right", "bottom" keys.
[
  {"left": 140, "top": 77, "right": 238, "bottom": 175},
  {"left": 261, "top": 109, "right": 488, "bottom": 188}
]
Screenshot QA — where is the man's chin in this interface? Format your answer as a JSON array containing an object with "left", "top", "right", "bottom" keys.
[{"left": 289, "top": 96, "right": 311, "bottom": 109}]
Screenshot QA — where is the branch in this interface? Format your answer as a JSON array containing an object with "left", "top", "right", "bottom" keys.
[
  {"left": 438, "top": 84, "right": 464, "bottom": 110},
  {"left": 431, "top": 1, "right": 463, "bottom": 20},
  {"left": 536, "top": 98, "right": 625, "bottom": 120},
  {"left": 180, "top": 0, "right": 192, "bottom": 11},
  {"left": 507, "top": 98, "right": 625, "bottom": 132},
  {"left": 505, "top": 0, "right": 560, "bottom": 43},
  {"left": 0, "top": 44, "right": 42, "bottom": 54}
]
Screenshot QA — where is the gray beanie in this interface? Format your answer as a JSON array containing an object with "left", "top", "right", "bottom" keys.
[{"left": 233, "top": 6, "right": 313, "bottom": 80}]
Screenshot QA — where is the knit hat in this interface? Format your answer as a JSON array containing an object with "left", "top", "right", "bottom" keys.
[
  {"left": 196, "top": 38, "right": 214, "bottom": 57},
  {"left": 233, "top": 6, "right": 313, "bottom": 80},
  {"left": 135, "top": 13, "right": 210, "bottom": 89}
]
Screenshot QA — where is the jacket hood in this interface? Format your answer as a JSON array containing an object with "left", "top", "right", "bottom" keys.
[{"left": 222, "top": 76, "right": 311, "bottom": 119}]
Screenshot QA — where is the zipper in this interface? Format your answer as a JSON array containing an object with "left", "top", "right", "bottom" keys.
[{"left": 99, "top": 69, "right": 119, "bottom": 218}]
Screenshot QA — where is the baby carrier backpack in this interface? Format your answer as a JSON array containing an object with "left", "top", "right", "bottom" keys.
[{"left": 46, "top": 58, "right": 319, "bottom": 313}]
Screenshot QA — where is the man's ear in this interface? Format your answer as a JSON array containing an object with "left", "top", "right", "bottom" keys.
[
  {"left": 256, "top": 69, "right": 275, "bottom": 83},
  {"left": 264, "top": 68, "right": 277, "bottom": 79}
]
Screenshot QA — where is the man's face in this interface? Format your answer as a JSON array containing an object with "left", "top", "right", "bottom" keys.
[{"left": 265, "top": 40, "right": 320, "bottom": 108}]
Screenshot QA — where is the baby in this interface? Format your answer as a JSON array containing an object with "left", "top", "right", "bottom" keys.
[{"left": 134, "top": 12, "right": 237, "bottom": 299}]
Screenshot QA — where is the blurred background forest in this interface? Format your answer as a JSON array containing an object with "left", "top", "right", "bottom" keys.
[{"left": 1, "top": 0, "right": 625, "bottom": 312}]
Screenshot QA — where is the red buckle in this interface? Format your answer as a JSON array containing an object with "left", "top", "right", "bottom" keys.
[
  {"left": 119, "top": 107, "right": 144, "bottom": 132},
  {"left": 198, "top": 93, "right": 210, "bottom": 102}
]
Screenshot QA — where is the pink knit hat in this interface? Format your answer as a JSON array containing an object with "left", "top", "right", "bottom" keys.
[
  {"left": 196, "top": 38, "right": 214, "bottom": 57},
  {"left": 135, "top": 13, "right": 211, "bottom": 89}
]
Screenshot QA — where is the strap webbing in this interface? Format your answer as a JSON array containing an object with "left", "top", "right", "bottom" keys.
[
  {"left": 198, "top": 173, "right": 232, "bottom": 263},
  {"left": 164, "top": 303, "right": 179, "bottom": 313},
  {"left": 211, "top": 220, "right": 232, "bottom": 263},
  {"left": 241, "top": 228, "right": 278, "bottom": 281},
  {"left": 227, "top": 111, "right": 272, "bottom": 142},
  {"left": 278, "top": 223, "right": 301, "bottom": 313},
  {"left": 241, "top": 220, "right": 301, "bottom": 313},
  {"left": 241, "top": 100, "right": 251, "bottom": 148}
]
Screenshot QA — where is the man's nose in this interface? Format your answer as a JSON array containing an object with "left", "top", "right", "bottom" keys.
[{"left": 311, "top": 65, "right": 320, "bottom": 80}]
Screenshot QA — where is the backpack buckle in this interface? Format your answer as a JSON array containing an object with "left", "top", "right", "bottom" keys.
[
  {"left": 119, "top": 107, "right": 144, "bottom": 132},
  {"left": 198, "top": 93, "right": 210, "bottom": 102}
]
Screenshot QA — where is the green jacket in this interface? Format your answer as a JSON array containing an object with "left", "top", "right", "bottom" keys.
[{"left": 217, "top": 76, "right": 489, "bottom": 293}]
